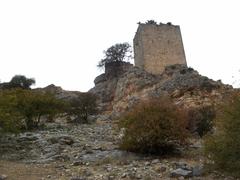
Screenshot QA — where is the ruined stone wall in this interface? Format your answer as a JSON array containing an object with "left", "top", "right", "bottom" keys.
[
  {"left": 134, "top": 23, "right": 187, "bottom": 74},
  {"left": 105, "top": 61, "right": 133, "bottom": 78}
]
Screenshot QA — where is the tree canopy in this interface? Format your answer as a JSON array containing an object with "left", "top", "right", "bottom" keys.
[
  {"left": 67, "top": 92, "right": 98, "bottom": 123},
  {"left": 8, "top": 75, "right": 35, "bottom": 89},
  {"left": 97, "top": 43, "right": 132, "bottom": 68},
  {"left": 0, "top": 89, "right": 65, "bottom": 131}
]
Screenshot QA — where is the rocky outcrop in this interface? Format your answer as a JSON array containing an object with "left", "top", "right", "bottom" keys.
[
  {"left": 34, "top": 84, "right": 82, "bottom": 101},
  {"left": 90, "top": 63, "right": 234, "bottom": 118},
  {"left": 89, "top": 62, "right": 133, "bottom": 112}
]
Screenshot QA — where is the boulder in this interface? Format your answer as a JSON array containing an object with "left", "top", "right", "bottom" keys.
[
  {"left": 170, "top": 168, "right": 192, "bottom": 178},
  {"left": 47, "top": 136, "right": 74, "bottom": 145},
  {"left": 94, "top": 74, "right": 107, "bottom": 85},
  {"left": 0, "top": 174, "right": 7, "bottom": 180},
  {"left": 192, "top": 165, "right": 204, "bottom": 176}
]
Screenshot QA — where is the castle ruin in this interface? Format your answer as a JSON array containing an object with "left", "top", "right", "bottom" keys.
[{"left": 133, "top": 22, "right": 187, "bottom": 74}]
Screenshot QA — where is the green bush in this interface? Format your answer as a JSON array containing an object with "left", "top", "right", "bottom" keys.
[
  {"left": 0, "top": 89, "right": 65, "bottom": 132},
  {"left": 204, "top": 94, "right": 240, "bottom": 177},
  {"left": 187, "top": 106, "right": 215, "bottom": 137},
  {"left": 0, "top": 90, "right": 22, "bottom": 133},
  {"left": 67, "top": 92, "right": 98, "bottom": 123},
  {"left": 119, "top": 97, "right": 189, "bottom": 155},
  {"left": 3, "top": 75, "right": 35, "bottom": 89}
]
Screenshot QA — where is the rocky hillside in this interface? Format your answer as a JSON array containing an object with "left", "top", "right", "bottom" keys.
[
  {"left": 90, "top": 62, "right": 234, "bottom": 118},
  {"left": 34, "top": 84, "right": 82, "bottom": 100},
  {"left": 0, "top": 63, "right": 237, "bottom": 179},
  {"left": 0, "top": 120, "right": 231, "bottom": 180}
]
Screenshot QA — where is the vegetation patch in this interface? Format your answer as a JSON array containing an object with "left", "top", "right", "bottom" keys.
[
  {"left": 119, "top": 97, "right": 189, "bottom": 155},
  {"left": 66, "top": 92, "right": 98, "bottom": 123},
  {"left": 0, "top": 88, "right": 65, "bottom": 132},
  {"left": 204, "top": 94, "right": 240, "bottom": 177},
  {"left": 187, "top": 106, "right": 215, "bottom": 137}
]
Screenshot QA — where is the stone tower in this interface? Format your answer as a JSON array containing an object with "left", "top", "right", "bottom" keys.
[{"left": 133, "top": 22, "right": 187, "bottom": 74}]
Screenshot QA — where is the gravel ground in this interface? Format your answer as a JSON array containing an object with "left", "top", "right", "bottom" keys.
[{"left": 0, "top": 120, "right": 236, "bottom": 180}]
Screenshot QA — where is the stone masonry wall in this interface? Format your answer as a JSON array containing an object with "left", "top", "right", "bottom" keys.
[{"left": 134, "top": 23, "right": 187, "bottom": 75}]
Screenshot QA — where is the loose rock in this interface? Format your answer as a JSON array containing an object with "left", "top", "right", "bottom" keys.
[
  {"left": 170, "top": 168, "right": 192, "bottom": 178},
  {"left": 0, "top": 174, "right": 7, "bottom": 180}
]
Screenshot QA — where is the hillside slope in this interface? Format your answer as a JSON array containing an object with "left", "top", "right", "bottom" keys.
[{"left": 90, "top": 63, "right": 233, "bottom": 118}]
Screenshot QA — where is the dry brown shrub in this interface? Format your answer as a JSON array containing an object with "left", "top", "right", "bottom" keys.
[{"left": 119, "top": 96, "right": 189, "bottom": 155}]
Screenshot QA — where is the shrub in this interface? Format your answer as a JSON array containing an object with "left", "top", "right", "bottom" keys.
[
  {"left": 145, "top": 20, "right": 158, "bottom": 25},
  {"left": 119, "top": 97, "right": 189, "bottom": 155},
  {"left": 204, "top": 94, "right": 240, "bottom": 177},
  {"left": 67, "top": 93, "right": 98, "bottom": 123},
  {"left": 187, "top": 106, "right": 215, "bottom": 137},
  {"left": 0, "top": 89, "right": 65, "bottom": 131},
  {"left": 17, "top": 90, "right": 65, "bottom": 129},
  {"left": 0, "top": 90, "right": 22, "bottom": 133}
]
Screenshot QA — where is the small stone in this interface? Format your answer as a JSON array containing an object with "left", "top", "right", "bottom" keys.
[
  {"left": 55, "top": 164, "right": 67, "bottom": 169},
  {"left": 144, "top": 161, "right": 151, "bottom": 166},
  {"left": 159, "top": 165, "right": 167, "bottom": 172},
  {"left": 65, "top": 169, "right": 71, "bottom": 173},
  {"left": 48, "top": 136, "right": 74, "bottom": 145},
  {"left": 151, "top": 159, "right": 160, "bottom": 164},
  {"left": 170, "top": 168, "right": 192, "bottom": 178},
  {"left": 92, "top": 146, "right": 103, "bottom": 150},
  {"left": 59, "top": 136, "right": 74, "bottom": 145},
  {"left": 108, "top": 175, "right": 115, "bottom": 180},
  {"left": 106, "top": 167, "right": 112, "bottom": 172},
  {"left": 131, "top": 167, "right": 137, "bottom": 172},
  {"left": 83, "top": 169, "right": 92, "bottom": 177},
  {"left": 72, "top": 161, "right": 82, "bottom": 166},
  {"left": 192, "top": 165, "right": 204, "bottom": 176},
  {"left": 0, "top": 174, "right": 7, "bottom": 180},
  {"left": 47, "top": 175, "right": 51, "bottom": 178},
  {"left": 135, "top": 174, "right": 142, "bottom": 179},
  {"left": 121, "top": 173, "right": 127, "bottom": 178},
  {"left": 85, "top": 149, "right": 93, "bottom": 154},
  {"left": 175, "top": 162, "right": 187, "bottom": 169}
]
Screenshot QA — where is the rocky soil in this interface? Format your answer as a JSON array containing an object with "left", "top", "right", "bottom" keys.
[{"left": 0, "top": 119, "right": 236, "bottom": 180}]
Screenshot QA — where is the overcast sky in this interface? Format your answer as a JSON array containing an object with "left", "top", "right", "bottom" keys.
[{"left": 1, "top": 0, "right": 240, "bottom": 91}]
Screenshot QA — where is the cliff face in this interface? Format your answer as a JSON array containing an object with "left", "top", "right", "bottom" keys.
[
  {"left": 89, "top": 63, "right": 233, "bottom": 118},
  {"left": 89, "top": 62, "right": 134, "bottom": 112}
]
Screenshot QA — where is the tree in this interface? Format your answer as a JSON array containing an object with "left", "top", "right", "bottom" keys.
[
  {"left": 97, "top": 43, "right": 132, "bottom": 68},
  {"left": 67, "top": 93, "right": 98, "bottom": 123},
  {"left": 0, "top": 89, "right": 65, "bottom": 131},
  {"left": 8, "top": 75, "right": 35, "bottom": 89}
]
